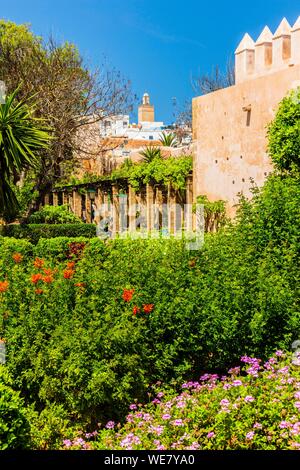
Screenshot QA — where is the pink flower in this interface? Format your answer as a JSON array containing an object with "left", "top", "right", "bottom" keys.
[
  {"left": 253, "top": 423, "right": 262, "bottom": 429},
  {"left": 294, "top": 402, "right": 300, "bottom": 410},
  {"left": 275, "top": 350, "right": 283, "bottom": 356},
  {"left": 228, "top": 366, "right": 240, "bottom": 375},
  {"left": 129, "top": 404, "right": 137, "bottom": 410},
  {"left": 223, "top": 383, "right": 232, "bottom": 390},
  {"left": 149, "top": 425, "right": 164, "bottom": 436},
  {"left": 279, "top": 421, "right": 291, "bottom": 429},
  {"left": 176, "top": 401, "right": 186, "bottom": 409},
  {"left": 188, "top": 442, "right": 200, "bottom": 449},
  {"left": 157, "top": 392, "right": 164, "bottom": 398},
  {"left": 162, "top": 414, "right": 171, "bottom": 420},
  {"left": 246, "top": 431, "right": 255, "bottom": 440},
  {"left": 143, "top": 413, "right": 152, "bottom": 422},
  {"left": 105, "top": 421, "right": 115, "bottom": 429},
  {"left": 220, "top": 399, "right": 230, "bottom": 406},
  {"left": 294, "top": 392, "right": 300, "bottom": 400},
  {"left": 152, "top": 398, "right": 161, "bottom": 405},
  {"left": 172, "top": 419, "right": 184, "bottom": 426},
  {"left": 63, "top": 439, "right": 72, "bottom": 448},
  {"left": 233, "top": 380, "right": 243, "bottom": 387},
  {"left": 244, "top": 395, "right": 255, "bottom": 403},
  {"left": 278, "top": 366, "right": 289, "bottom": 375},
  {"left": 207, "top": 432, "right": 215, "bottom": 439}
]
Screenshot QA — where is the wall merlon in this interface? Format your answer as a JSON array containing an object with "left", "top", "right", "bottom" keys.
[{"left": 235, "top": 17, "right": 300, "bottom": 83}]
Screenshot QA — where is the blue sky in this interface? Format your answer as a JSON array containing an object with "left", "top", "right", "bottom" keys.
[{"left": 1, "top": 0, "right": 300, "bottom": 123}]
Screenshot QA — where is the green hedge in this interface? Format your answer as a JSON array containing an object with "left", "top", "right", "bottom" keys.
[{"left": 1, "top": 224, "right": 96, "bottom": 244}]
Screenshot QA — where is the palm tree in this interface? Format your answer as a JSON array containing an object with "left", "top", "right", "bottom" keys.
[
  {"left": 159, "top": 132, "right": 178, "bottom": 147},
  {"left": 0, "top": 89, "right": 50, "bottom": 220},
  {"left": 139, "top": 146, "right": 162, "bottom": 163}
]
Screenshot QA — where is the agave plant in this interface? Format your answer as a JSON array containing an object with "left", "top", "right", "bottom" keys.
[
  {"left": 0, "top": 88, "right": 51, "bottom": 220},
  {"left": 159, "top": 132, "right": 177, "bottom": 147},
  {"left": 139, "top": 146, "right": 162, "bottom": 163}
]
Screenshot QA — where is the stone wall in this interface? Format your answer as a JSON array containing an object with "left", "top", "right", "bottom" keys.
[{"left": 192, "top": 17, "right": 300, "bottom": 216}]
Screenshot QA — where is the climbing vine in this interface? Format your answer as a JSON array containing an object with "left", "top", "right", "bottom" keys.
[{"left": 111, "top": 155, "right": 193, "bottom": 191}]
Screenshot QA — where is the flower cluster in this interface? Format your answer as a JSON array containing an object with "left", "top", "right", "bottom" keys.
[
  {"left": 121, "top": 288, "right": 154, "bottom": 317},
  {"left": 68, "top": 352, "right": 300, "bottom": 451}
]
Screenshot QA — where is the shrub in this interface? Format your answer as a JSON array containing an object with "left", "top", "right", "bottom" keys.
[
  {"left": 28, "top": 205, "right": 82, "bottom": 224},
  {"left": 268, "top": 87, "right": 300, "bottom": 173},
  {"left": 0, "top": 366, "right": 31, "bottom": 449},
  {"left": 0, "top": 173, "right": 300, "bottom": 442},
  {"left": 74, "top": 352, "right": 300, "bottom": 451},
  {"left": 2, "top": 223, "right": 96, "bottom": 243},
  {"left": 34, "top": 237, "right": 92, "bottom": 260}
]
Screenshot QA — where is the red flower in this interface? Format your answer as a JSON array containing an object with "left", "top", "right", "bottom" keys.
[
  {"left": 34, "top": 258, "right": 44, "bottom": 269},
  {"left": 31, "top": 273, "right": 43, "bottom": 284},
  {"left": 143, "top": 304, "right": 154, "bottom": 314},
  {"left": 63, "top": 269, "right": 75, "bottom": 279},
  {"left": 35, "top": 288, "right": 43, "bottom": 295},
  {"left": 12, "top": 253, "right": 23, "bottom": 263},
  {"left": 43, "top": 268, "right": 52, "bottom": 275},
  {"left": 132, "top": 306, "right": 140, "bottom": 315},
  {"left": 122, "top": 289, "right": 135, "bottom": 302},
  {"left": 75, "top": 282, "right": 86, "bottom": 288},
  {"left": 43, "top": 275, "right": 53, "bottom": 284},
  {"left": 0, "top": 281, "right": 9, "bottom": 293},
  {"left": 67, "top": 261, "right": 75, "bottom": 269}
]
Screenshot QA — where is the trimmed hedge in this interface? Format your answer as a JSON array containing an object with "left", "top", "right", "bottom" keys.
[{"left": 1, "top": 224, "right": 96, "bottom": 244}]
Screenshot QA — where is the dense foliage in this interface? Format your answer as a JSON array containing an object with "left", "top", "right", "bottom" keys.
[
  {"left": 28, "top": 205, "right": 82, "bottom": 224},
  {"left": 0, "top": 224, "right": 96, "bottom": 244},
  {"left": 111, "top": 155, "right": 193, "bottom": 191},
  {"left": 69, "top": 352, "right": 300, "bottom": 450},
  {"left": 0, "top": 367, "right": 31, "bottom": 449},
  {"left": 268, "top": 87, "right": 300, "bottom": 173},
  {"left": 0, "top": 172, "right": 299, "bottom": 448}
]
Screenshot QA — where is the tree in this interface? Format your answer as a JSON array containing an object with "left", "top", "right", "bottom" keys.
[
  {"left": 267, "top": 87, "right": 300, "bottom": 173},
  {"left": 0, "top": 89, "right": 50, "bottom": 221},
  {"left": 192, "top": 59, "right": 235, "bottom": 95},
  {"left": 0, "top": 20, "right": 135, "bottom": 214}
]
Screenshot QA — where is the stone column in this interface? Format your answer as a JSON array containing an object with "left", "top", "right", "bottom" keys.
[
  {"left": 73, "top": 190, "right": 81, "bottom": 218},
  {"left": 128, "top": 185, "right": 136, "bottom": 233},
  {"left": 168, "top": 184, "right": 177, "bottom": 235},
  {"left": 44, "top": 193, "right": 50, "bottom": 205},
  {"left": 154, "top": 186, "right": 163, "bottom": 230},
  {"left": 53, "top": 192, "right": 58, "bottom": 206},
  {"left": 185, "top": 174, "right": 193, "bottom": 232},
  {"left": 146, "top": 184, "right": 154, "bottom": 232},
  {"left": 112, "top": 184, "right": 119, "bottom": 236},
  {"left": 86, "top": 193, "right": 92, "bottom": 223}
]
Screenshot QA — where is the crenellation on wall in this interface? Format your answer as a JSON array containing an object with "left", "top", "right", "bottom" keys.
[
  {"left": 255, "top": 26, "right": 273, "bottom": 73},
  {"left": 235, "top": 33, "right": 255, "bottom": 84},
  {"left": 235, "top": 17, "right": 300, "bottom": 83},
  {"left": 291, "top": 16, "right": 300, "bottom": 65}
]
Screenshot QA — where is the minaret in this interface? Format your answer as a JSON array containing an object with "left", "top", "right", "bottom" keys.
[
  {"left": 272, "top": 18, "right": 292, "bottom": 68},
  {"left": 235, "top": 33, "right": 255, "bottom": 83},
  {"left": 138, "top": 92, "right": 155, "bottom": 123},
  {"left": 255, "top": 26, "right": 273, "bottom": 72}
]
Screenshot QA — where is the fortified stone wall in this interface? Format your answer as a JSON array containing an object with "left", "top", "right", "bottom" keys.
[{"left": 193, "top": 17, "right": 300, "bottom": 215}]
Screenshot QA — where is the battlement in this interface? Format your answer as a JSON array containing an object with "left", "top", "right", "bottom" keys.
[{"left": 235, "top": 16, "right": 300, "bottom": 83}]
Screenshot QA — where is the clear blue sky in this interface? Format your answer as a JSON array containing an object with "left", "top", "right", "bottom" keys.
[{"left": 1, "top": 0, "right": 300, "bottom": 123}]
